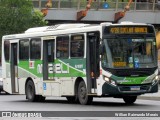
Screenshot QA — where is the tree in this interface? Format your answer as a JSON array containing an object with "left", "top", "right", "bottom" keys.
[
  {"left": 0, "top": 0, "right": 47, "bottom": 57},
  {"left": 31, "top": 9, "right": 48, "bottom": 27}
]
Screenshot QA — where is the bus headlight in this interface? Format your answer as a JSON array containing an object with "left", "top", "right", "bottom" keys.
[
  {"left": 103, "top": 76, "right": 117, "bottom": 86},
  {"left": 155, "top": 75, "right": 159, "bottom": 80},
  {"left": 104, "top": 76, "right": 110, "bottom": 82},
  {"left": 152, "top": 75, "right": 159, "bottom": 85},
  {"left": 143, "top": 75, "right": 159, "bottom": 84}
]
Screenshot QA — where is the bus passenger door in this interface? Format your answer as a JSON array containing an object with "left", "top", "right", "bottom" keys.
[
  {"left": 86, "top": 32, "right": 100, "bottom": 94},
  {"left": 43, "top": 39, "right": 55, "bottom": 80},
  {"left": 10, "top": 43, "right": 19, "bottom": 93}
]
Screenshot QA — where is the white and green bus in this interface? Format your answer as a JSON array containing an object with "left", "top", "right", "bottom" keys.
[{"left": 1, "top": 22, "right": 159, "bottom": 104}]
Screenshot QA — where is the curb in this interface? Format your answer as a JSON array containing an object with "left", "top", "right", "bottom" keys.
[
  {"left": 138, "top": 96, "right": 160, "bottom": 101},
  {"left": 137, "top": 87, "right": 160, "bottom": 101}
]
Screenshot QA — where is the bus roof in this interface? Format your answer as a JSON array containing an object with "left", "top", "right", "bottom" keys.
[
  {"left": 2, "top": 22, "right": 150, "bottom": 40},
  {"left": 2, "top": 23, "right": 100, "bottom": 40},
  {"left": 25, "top": 23, "right": 91, "bottom": 33}
]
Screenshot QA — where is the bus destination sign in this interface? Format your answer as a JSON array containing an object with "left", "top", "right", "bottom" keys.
[{"left": 110, "top": 27, "right": 148, "bottom": 34}]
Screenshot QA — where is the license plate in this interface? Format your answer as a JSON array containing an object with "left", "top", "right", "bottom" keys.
[{"left": 130, "top": 86, "right": 140, "bottom": 91}]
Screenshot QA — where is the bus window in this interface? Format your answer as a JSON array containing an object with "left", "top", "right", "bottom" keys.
[
  {"left": 30, "top": 38, "right": 41, "bottom": 60},
  {"left": 71, "top": 34, "right": 84, "bottom": 58},
  {"left": 19, "top": 39, "right": 29, "bottom": 60},
  {"left": 56, "top": 36, "right": 69, "bottom": 58},
  {"left": 47, "top": 41, "right": 54, "bottom": 62},
  {"left": 4, "top": 40, "right": 10, "bottom": 61}
]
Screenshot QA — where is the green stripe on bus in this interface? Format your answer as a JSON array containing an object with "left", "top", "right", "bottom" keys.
[{"left": 18, "top": 59, "right": 86, "bottom": 78}]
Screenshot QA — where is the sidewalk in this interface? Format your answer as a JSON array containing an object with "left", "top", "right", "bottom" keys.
[{"left": 138, "top": 86, "right": 160, "bottom": 101}]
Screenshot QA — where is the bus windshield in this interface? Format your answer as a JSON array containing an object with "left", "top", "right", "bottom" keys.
[{"left": 101, "top": 36, "right": 157, "bottom": 69}]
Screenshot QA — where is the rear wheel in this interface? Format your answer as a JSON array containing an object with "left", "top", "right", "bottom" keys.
[
  {"left": 26, "top": 80, "right": 39, "bottom": 102},
  {"left": 78, "top": 81, "right": 93, "bottom": 105},
  {"left": 123, "top": 96, "right": 137, "bottom": 104}
]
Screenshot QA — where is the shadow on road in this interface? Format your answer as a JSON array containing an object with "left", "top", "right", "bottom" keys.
[
  {"left": 11, "top": 99, "right": 151, "bottom": 107},
  {"left": 44, "top": 99, "right": 153, "bottom": 107},
  {"left": 3, "top": 94, "right": 150, "bottom": 107},
  {"left": 0, "top": 92, "right": 12, "bottom": 95}
]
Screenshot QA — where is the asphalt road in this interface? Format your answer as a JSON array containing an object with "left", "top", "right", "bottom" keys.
[
  {"left": 0, "top": 94, "right": 159, "bottom": 111},
  {"left": 0, "top": 93, "right": 160, "bottom": 120}
]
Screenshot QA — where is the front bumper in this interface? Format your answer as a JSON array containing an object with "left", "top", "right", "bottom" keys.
[{"left": 102, "top": 80, "right": 159, "bottom": 96}]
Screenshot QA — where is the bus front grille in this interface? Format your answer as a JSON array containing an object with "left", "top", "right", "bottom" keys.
[{"left": 118, "top": 85, "right": 150, "bottom": 92}]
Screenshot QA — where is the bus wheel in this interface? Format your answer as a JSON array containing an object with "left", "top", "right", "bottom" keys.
[
  {"left": 123, "top": 96, "right": 137, "bottom": 104},
  {"left": 78, "top": 81, "right": 93, "bottom": 105},
  {"left": 26, "top": 80, "right": 38, "bottom": 102}
]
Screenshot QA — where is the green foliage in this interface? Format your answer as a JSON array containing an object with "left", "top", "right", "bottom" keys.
[
  {"left": 31, "top": 9, "right": 48, "bottom": 27},
  {"left": 0, "top": 0, "right": 47, "bottom": 35},
  {"left": 0, "top": 0, "right": 47, "bottom": 57},
  {"left": 0, "top": 0, "right": 31, "bottom": 34}
]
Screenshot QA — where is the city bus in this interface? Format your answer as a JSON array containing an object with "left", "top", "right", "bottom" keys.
[{"left": 1, "top": 22, "right": 159, "bottom": 105}]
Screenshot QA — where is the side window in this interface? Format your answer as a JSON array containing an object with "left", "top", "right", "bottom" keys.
[
  {"left": 47, "top": 40, "right": 54, "bottom": 62},
  {"left": 19, "top": 39, "right": 29, "bottom": 60},
  {"left": 56, "top": 36, "right": 69, "bottom": 58},
  {"left": 71, "top": 34, "right": 84, "bottom": 58},
  {"left": 30, "top": 38, "right": 41, "bottom": 60},
  {"left": 4, "top": 40, "right": 10, "bottom": 61}
]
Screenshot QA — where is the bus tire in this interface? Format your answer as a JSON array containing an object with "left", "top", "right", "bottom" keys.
[
  {"left": 123, "top": 96, "right": 137, "bottom": 104},
  {"left": 78, "top": 81, "right": 93, "bottom": 105},
  {"left": 26, "top": 80, "right": 38, "bottom": 102}
]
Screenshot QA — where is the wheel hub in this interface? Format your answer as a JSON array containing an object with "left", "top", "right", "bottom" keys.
[{"left": 80, "top": 87, "right": 86, "bottom": 98}]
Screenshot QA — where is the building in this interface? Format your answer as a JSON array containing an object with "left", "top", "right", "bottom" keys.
[{"left": 32, "top": 0, "right": 160, "bottom": 26}]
